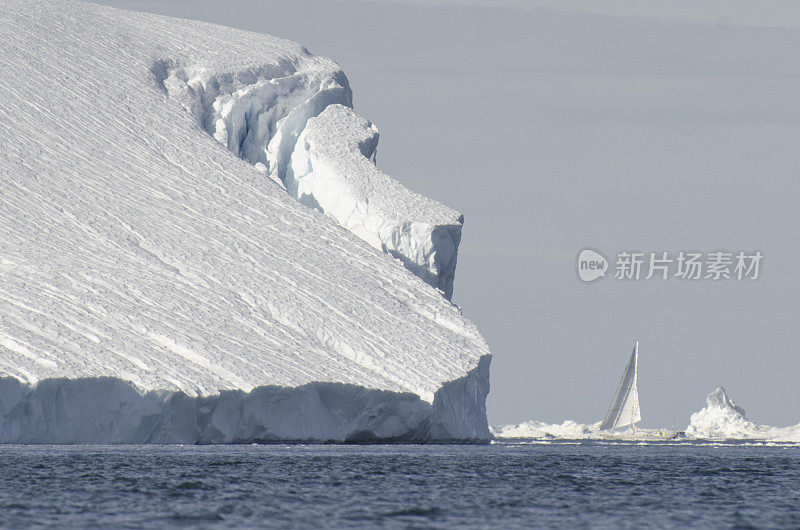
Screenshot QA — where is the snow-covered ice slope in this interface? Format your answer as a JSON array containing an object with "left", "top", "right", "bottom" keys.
[
  {"left": 0, "top": 0, "right": 490, "bottom": 443},
  {"left": 686, "top": 387, "right": 800, "bottom": 442}
]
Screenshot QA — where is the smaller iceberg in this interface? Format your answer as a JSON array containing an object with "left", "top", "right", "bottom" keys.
[
  {"left": 492, "top": 419, "right": 599, "bottom": 439},
  {"left": 686, "top": 386, "right": 800, "bottom": 442}
]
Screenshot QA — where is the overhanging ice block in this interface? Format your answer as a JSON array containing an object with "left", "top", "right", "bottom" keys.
[{"left": 289, "top": 105, "right": 463, "bottom": 299}]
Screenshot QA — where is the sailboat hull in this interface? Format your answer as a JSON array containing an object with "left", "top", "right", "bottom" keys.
[{"left": 598, "top": 429, "right": 682, "bottom": 441}]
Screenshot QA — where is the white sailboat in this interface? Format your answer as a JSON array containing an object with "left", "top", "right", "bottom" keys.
[{"left": 599, "top": 340, "right": 641, "bottom": 432}]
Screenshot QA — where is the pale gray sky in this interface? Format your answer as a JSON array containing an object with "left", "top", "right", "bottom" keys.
[
  {"left": 93, "top": 0, "right": 800, "bottom": 428},
  {"left": 350, "top": 0, "right": 800, "bottom": 28}
]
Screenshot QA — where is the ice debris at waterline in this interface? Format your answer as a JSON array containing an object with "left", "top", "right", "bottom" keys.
[
  {"left": 0, "top": 0, "right": 491, "bottom": 443},
  {"left": 491, "top": 420, "right": 679, "bottom": 441},
  {"left": 491, "top": 420, "right": 601, "bottom": 440},
  {"left": 685, "top": 387, "right": 800, "bottom": 442}
]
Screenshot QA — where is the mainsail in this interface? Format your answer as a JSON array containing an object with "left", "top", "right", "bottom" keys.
[{"left": 599, "top": 341, "right": 641, "bottom": 431}]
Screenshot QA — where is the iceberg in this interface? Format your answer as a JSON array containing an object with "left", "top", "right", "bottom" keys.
[
  {"left": 0, "top": 0, "right": 490, "bottom": 443},
  {"left": 686, "top": 387, "right": 800, "bottom": 442},
  {"left": 492, "top": 419, "right": 600, "bottom": 440}
]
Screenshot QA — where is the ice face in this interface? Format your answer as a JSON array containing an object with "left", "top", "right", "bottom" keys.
[
  {"left": 0, "top": 0, "right": 490, "bottom": 442},
  {"left": 0, "top": 356, "right": 490, "bottom": 443}
]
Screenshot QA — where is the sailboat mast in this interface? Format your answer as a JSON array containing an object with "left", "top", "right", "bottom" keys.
[{"left": 632, "top": 340, "right": 639, "bottom": 431}]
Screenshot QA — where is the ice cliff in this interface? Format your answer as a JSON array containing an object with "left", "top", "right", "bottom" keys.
[{"left": 0, "top": 0, "right": 490, "bottom": 443}]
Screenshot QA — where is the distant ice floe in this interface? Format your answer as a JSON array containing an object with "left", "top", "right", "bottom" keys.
[
  {"left": 492, "top": 386, "right": 800, "bottom": 443},
  {"left": 492, "top": 420, "right": 677, "bottom": 441},
  {"left": 492, "top": 419, "right": 600, "bottom": 440}
]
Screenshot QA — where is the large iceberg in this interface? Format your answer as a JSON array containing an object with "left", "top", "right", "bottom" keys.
[
  {"left": 686, "top": 387, "right": 800, "bottom": 442},
  {"left": 0, "top": 0, "right": 490, "bottom": 443}
]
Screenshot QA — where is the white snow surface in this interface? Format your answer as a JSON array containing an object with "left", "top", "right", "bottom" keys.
[
  {"left": 0, "top": 0, "right": 490, "bottom": 442},
  {"left": 685, "top": 387, "right": 800, "bottom": 442}
]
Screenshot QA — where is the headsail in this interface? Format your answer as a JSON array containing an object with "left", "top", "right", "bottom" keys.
[{"left": 599, "top": 341, "right": 641, "bottom": 431}]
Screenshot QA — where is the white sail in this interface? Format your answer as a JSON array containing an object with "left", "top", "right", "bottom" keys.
[{"left": 599, "top": 341, "right": 641, "bottom": 431}]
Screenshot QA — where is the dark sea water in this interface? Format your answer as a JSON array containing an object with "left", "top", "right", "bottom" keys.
[{"left": 1, "top": 442, "right": 799, "bottom": 528}]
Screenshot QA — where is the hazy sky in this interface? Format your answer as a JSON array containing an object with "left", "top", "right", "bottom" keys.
[
  {"left": 93, "top": 0, "right": 800, "bottom": 428},
  {"left": 332, "top": 0, "right": 800, "bottom": 27}
]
